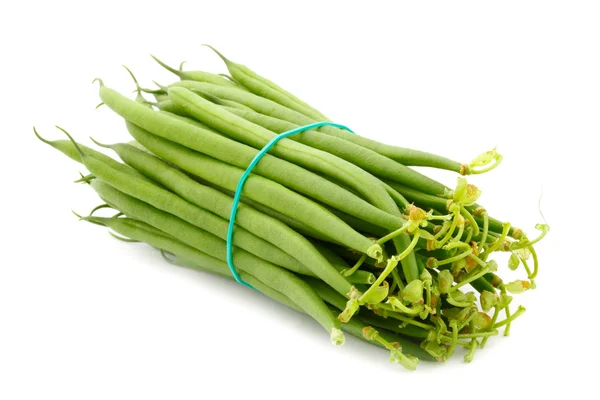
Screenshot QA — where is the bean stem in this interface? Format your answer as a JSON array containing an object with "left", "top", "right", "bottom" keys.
[
  {"left": 359, "top": 232, "right": 420, "bottom": 304},
  {"left": 448, "top": 267, "right": 490, "bottom": 293}
]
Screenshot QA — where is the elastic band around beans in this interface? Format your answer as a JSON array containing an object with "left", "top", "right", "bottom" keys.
[{"left": 227, "top": 122, "right": 355, "bottom": 288}]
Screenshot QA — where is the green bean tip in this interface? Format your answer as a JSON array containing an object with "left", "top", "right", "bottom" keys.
[
  {"left": 74, "top": 172, "right": 94, "bottom": 184},
  {"left": 150, "top": 54, "right": 182, "bottom": 77},
  {"left": 122, "top": 65, "right": 139, "bottom": 84},
  {"left": 91, "top": 78, "right": 104, "bottom": 87},
  {"left": 89, "top": 136, "right": 111, "bottom": 149},
  {"left": 202, "top": 44, "right": 230, "bottom": 64},
  {"left": 33, "top": 126, "right": 52, "bottom": 145},
  {"left": 108, "top": 230, "right": 139, "bottom": 242},
  {"left": 71, "top": 210, "right": 84, "bottom": 220},
  {"left": 55, "top": 126, "right": 86, "bottom": 158}
]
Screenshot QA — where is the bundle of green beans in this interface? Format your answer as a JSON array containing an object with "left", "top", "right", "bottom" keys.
[{"left": 36, "top": 47, "right": 548, "bottom": 370}]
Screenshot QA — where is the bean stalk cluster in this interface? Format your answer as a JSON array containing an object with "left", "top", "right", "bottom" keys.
[{"left": 37, "top": 47, "right": 547, "bottom": 371}]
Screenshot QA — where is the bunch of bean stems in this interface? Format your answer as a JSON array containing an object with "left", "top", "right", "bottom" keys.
[{"left": 36, "top": 47, "right": 548, "bottom": 371}]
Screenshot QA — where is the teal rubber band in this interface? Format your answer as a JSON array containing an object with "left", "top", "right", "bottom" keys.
[{"left": 226, "top": 121, "right": 355, "bottom": 289}]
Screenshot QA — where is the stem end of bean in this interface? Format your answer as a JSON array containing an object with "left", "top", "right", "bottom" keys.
[
  {"left": 467, "top": 148, "right": 503, "bottom": 175},
  {"left": 338, "top": 299, "right": 359, "bottom": 323},
  {"left": 367, "top": 244, "right": 384, "bottom": 263},
  {"left": 330, "top": 328, "right": 345, "bottom": 346}
]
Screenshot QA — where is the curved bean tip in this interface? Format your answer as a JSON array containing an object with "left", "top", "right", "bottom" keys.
[
  {"left": 95, "top": 102, "right": 105, "bottom": 110},
  {"left": 122, "top": 65, "right": 145, "bottom": 98},
  {"left": 160, "top": 250, "right": 180, "bottom": 266},
  {"left": 150, "top": 54, "right": 183, "bottom": 77},
  {"left": 56, "top": 126, "right": 86, "bottom": 158},
  {"left": 89, "top": 136, "right": 111, "bottom": 149},
  {"left": 33, "top": 126, "right": 52, "bottom": 145},
  {"left": 80, "top": 214, "right": 112, "bottom": 227},
  {"left": 108, "top": 231, "right": 139, "bottom": 243},
  {"left": 202, "top": 44, "right": 231, "bottom": 64},
  {"left": 122, "top": 65, "right": 139, "bottom": 85},
  {"left": 218, "top": 73, "right": 236, "bottom": 83},
  {"left": 71, "top": 210, "right": 85, "bottom": 220},
  {"left": 87, "top": 203, "right": 111, "bottom": 217},
  {"left": 92, "top": 78, "right": 104, "bottom": 87},
  {"left": 152, "top": 81, "right": 168, "bottom": 91},
  {"left": 74, "top": 172, "right": 92, "bottom": 185}
]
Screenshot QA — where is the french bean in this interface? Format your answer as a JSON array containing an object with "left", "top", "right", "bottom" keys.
[
  {"left": 66, "top": 148, "right": 313, "bottom": 275},
  {"left": 98, "top": 82, "right": 403, "bottom": 232},
  {"left": 100, "top": 140, "right": 358, "bottom": 294},
  {"left": 168, "top": 86, "right": 398, "bottom": 212},
  {"left": 168, "top": 81, "right": 447, "bottom": 195},
  {"left": 205, "top": 46, "right": 328, "bottom": 121},
  {"left": 124, "top": 122, "right": 387, "bottom": 256}
]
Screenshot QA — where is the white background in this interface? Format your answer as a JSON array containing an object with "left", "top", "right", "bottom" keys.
[{"left": 1, "top": 1, "right": 598, "bottom": 399}]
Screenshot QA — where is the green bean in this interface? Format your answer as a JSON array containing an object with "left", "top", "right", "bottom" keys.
[
  {"left": 97, "top": 82, "right": 403, "bottom": 232},
  {"left": 205, "top": 45, "right": 328, "bottom": 121},
  {"left": 70, "top": 148, "right": 312, "bottom": 275},
  {"left": 221, "top": 105, "right": 448, "bottom": 193},
  {"left": 205, "top": 48, "right": 470, "bottom": 176},
  {"left": 150, "top": 55, "right": 242, "bottom": 89},
  {"left": 168, "top": 80, "right": 447, "bottom": 195},
  {"left": 154, "top": 98, "right": 377, "bottom": 208},
  {"left": 124, "top": 122, "right": 387, "bottom": 256},
  {"left": 168, "top": 86, "right": 397, "bottom": 212},
  {"left": 162, "top": 85, "right": 419, "bottom": 282},
  {"left": 98, "top": 140, "right": 358, "bottom": 295},
  {"left": 84, "top": 215, "right": 343, "bottom": 344}
]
